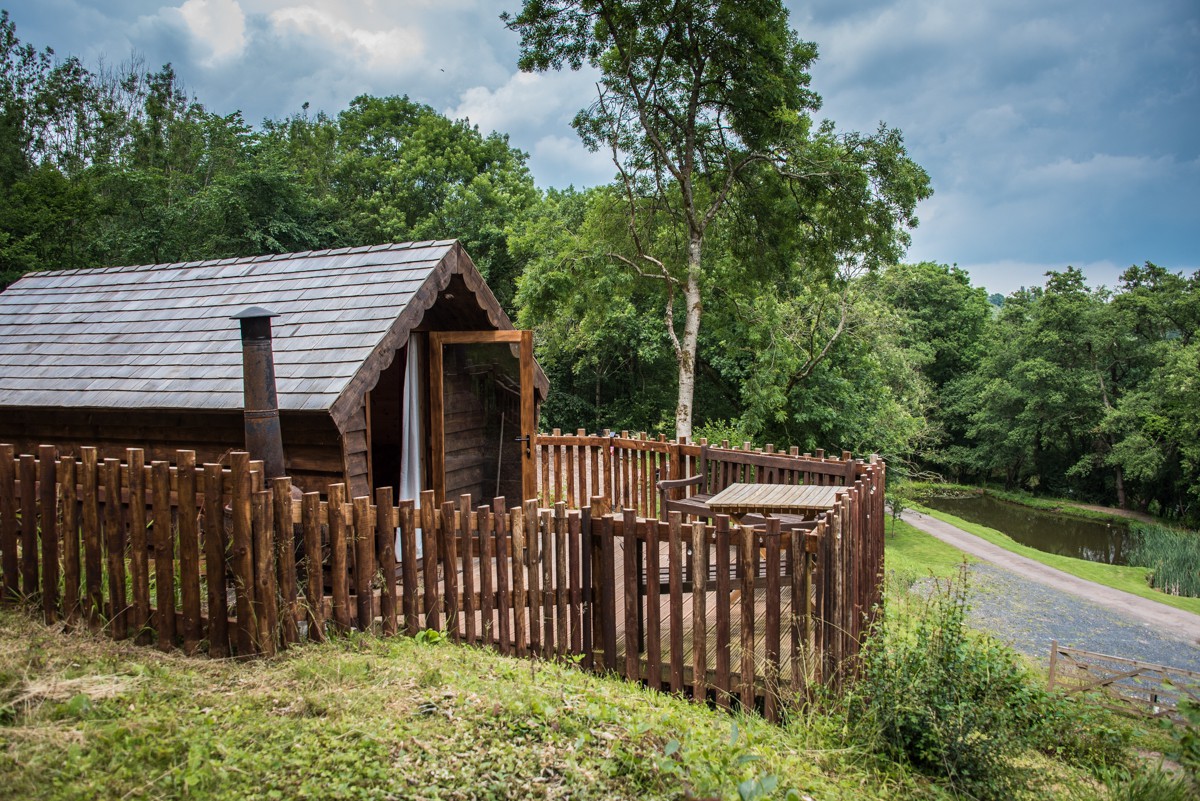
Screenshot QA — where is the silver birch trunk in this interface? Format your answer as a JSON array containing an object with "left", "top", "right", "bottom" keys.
[{"left": 674, "top": 237, "right": 703, "bottom": 440}]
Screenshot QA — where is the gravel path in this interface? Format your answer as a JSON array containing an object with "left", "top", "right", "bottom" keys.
[{"left": 900, "top": 510, "right": 1200, "bottom": 671}]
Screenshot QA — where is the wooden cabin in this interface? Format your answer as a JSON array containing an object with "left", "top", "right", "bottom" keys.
[{"left": 0, "top": 241, "right": 547, "bottom": 505}]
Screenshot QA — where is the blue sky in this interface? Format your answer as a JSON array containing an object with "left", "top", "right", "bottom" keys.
[{"left": 5, "top": 0, "right": 1197, "bottom": 296}]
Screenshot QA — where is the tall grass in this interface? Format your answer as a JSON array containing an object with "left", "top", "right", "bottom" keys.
[{"left": 1127, "top": 523, "right": 1200, "bottom": 598}]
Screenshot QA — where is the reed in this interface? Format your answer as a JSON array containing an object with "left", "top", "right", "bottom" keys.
[{"left": 1127, "top": 523, "right": 1200, "bottom": 598}]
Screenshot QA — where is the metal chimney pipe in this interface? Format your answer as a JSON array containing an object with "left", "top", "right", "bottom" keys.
[{"left": 231, "top": 306, "right": 286, "bottom": 480}]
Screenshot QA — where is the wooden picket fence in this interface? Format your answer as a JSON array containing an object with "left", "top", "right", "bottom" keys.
[
  {"left": 0, "top": 438, "right": 884, "bottom": 721},
  {"left": 1048, "top": 641, "right": 1200, "bottom": 723}
]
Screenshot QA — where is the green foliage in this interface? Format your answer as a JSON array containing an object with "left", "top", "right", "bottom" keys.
[
  {"left": 851, "top": 566, "right": 1128, "bottom": 799},
  {"left": 852, "top": 569, "right": 1027, "bottom": 797},
  {"left": 1106, "top": 766, "right": 1198, "bottom": 801},
  {"left": 332, "top": 95, "right": 539, "bottom": 309},
  {"left": 0, "top": 19, "right": 537, "bottom": 309},
  {"left": 1127, "top": 523, "right": 1200, "bottom": 598},
  {"left": 948, "top": 263, "right": 1200, "bottom": 522},
  {"left": 1168, "top": 698, "right": 1200, "bottom": 789},
  {"left": 414, "top": 627, "right": 448, "bottom": 646},
  {"left": 506, "top": 0, "right": 930, "bottom": 437}
]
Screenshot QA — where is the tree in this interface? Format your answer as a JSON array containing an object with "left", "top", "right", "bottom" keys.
[
  {"left": 0, "top": 11, "right": 105, "bottom": 283},
  {"left": 332, "top": 95, "right": 540, "bottom": 310},
  {"left": 505, "top": 0, "right": 928, "bottom": 438},
  {"left": 870, "top": 263, "right": 992, "bottom": 475}
]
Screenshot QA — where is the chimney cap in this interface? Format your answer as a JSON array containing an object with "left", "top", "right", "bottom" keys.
[{"left": 230, "top": 305, "right": 280, "bottom": 321}]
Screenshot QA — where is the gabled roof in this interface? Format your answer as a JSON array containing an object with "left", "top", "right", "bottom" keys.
[{"left": 0, "top": 241, "right": 537, "bottom": 425}]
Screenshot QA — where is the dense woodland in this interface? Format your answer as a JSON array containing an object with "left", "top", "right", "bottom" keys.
[{"left": 1, "top": 10, "right": 1197, "bottom": 522}]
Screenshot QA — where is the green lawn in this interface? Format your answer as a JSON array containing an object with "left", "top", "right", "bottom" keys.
[
  {"left": 882, "top": 515, "right": 973, "bottom": 588},
  {"left": 911, "top": 504, "right": 1200, "bottom": 617},
  {"left": 0, "top": 609, "right": 946, "bottom": 801}
]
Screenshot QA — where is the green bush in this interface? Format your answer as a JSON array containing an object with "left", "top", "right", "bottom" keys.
[
  {"left": 850, "top": 568, "right": 1028, "bottom": 798},
  {"left": 1127, "top": 524, "right": 1200, "bottom": 598},
  {"left": 1168, "top": 698, "right": 1200, "bottom": 790},
  {"left": 848, "top": 566, "right": 1130, "bottom": 799}
]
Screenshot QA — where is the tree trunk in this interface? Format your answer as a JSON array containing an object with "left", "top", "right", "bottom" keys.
[
  {"left": 1114, "top": 464, "right": 1127, "bottom": 510},
  {"left": 674, "top": 237, "right": 703, "bottom": 440}
]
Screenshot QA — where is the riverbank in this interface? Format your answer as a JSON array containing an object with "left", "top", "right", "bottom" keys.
[
  {"left": 906, "top": 504, "right": 1200, "bottom": 617},
  {"left": 903, "top": 482, "right": 1153, "bottom": 527}
]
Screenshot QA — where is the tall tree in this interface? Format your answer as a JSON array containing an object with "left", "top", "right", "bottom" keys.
[
  {"left": 332, "top": 95, "right": 539, "bottom": 310},
  {"left": 505, "top": 0, "right": 928, "bottom": 437}
]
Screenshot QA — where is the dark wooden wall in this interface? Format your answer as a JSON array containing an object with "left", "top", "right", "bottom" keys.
[
  {"left": 368, "top": 354, "right": 404, "bottom": 497},
  {"left": 443, "top": 345, "right": 489, "bottom": 503},
  {"left": 0, "top": 407, "right": 344, "bottom": 494}
]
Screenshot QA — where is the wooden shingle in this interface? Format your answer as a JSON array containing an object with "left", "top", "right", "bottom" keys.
[{"left": 0, "top": 240, "right": 523, "bottom": 418}]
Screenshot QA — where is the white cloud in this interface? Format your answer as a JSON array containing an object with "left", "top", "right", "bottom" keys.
[
  {"left": 529, "top": 135, "right": 613, "bottom": 189},
  {"left": 177, "top": 0, "right": 247, "bottom": 65},
  {"left": 1016, "top": 153, "right": 1178, "bottom": 187},
  {"left": 447, "top": 68, "right": 599, "bottom": 135},
  {"left": 267, "top": 5, "right": 425, "bottom": 72}
]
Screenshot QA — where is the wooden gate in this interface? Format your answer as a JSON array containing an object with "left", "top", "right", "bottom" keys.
[{"left": 1047, "top": 640, "right": 1200, "bottom": 723}]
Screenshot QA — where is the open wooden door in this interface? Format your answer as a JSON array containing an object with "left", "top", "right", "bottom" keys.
[{"left": 429, "top": 330, "right": 535, "bottom": 507}]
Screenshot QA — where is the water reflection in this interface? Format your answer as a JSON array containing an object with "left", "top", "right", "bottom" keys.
[{"left": 922, "top": 494, "right": 1130, "bottom": 565}]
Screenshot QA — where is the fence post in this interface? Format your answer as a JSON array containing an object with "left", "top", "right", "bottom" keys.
[
  {"left": 274, "top": 476, "right": 299, "bottom": 647},
  {"left": 95, "top": 453, "right": 117, "bottom": 636},
  {"left": 19, "top": 454, "right": 36, "bottom": 598},
  {"left": 151, "top": 460, "right": 176, "bottom": 651},
  {"left": 0, "top": 444, "right": 17, "bottom": 601},
  {"left": 179, "top": 452, "right": 203, "bottom": 655},
  {"left": 60, "top": 455, "right": 79, "bottom": 625},
  {"left": 204, "top": 463, "right": 231, "bottom": 656},
  {"left": 252, "top": 487, "right": 277, "bottom": 656},
  {"left": 127, "top": 448, "right": 150, "bottom": 644},
  {"left": 38, "top": 445, "right": 59, "bottom": 624},
  {"left": 327, "top": 483, "right": 350, "bottom": 635},
  {"left": 1047, "top": 640, "right": 1059, "bottom": 691},
  {"left": 353, "top": 495, "right": 375, "bottom": 634},
  {"left": 376, "top": 486, "right": 397, "bottom": 637},
  {"left": 230, "top": 452, "right": 257, "bottom": 654},
  {"left": 300, "top": 491, "right": 325, "bottom": 644}
]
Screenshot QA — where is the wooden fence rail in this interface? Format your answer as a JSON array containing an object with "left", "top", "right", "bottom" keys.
[
  {"left": 1047, "top": 641, "right": 1200, "bottom": 723},
  {"left": 534, "top": 430, "right": 868, "bottom": 519},
  {"left": 0, "top": 440, "right": 885, "bottom": 721}
]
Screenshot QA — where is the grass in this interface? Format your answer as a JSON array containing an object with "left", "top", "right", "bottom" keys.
[
  {"left": 883, "top": 516, "right": 974, "bottom": 587},
  {"left": 1, "top": 605, "right": 1143, "bottom": 801},
  {"left": 910, "top": 504, "right": 1200, "bottom": 616},
  {"left": 0, "top": 608, "right": 943, "bottom": 801}
]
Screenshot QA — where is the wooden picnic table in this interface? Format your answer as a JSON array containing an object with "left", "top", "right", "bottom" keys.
[{"left": 706, "top": 482, "right": 843, "bottom": 521}]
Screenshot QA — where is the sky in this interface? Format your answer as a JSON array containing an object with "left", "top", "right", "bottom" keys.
[{"left": 4, "top": 0, "right": 1197, "bottom": 297}]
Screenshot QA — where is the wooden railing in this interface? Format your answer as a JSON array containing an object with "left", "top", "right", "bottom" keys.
[
  {"left": 1048, "top": 641, "right": 1200, "bottom": 723},
  {"left": 0, "top": 440, "right": 885, "bottom": 720},
  {"left": 534, "top": 429, "right": 868, "bottom": 519}
]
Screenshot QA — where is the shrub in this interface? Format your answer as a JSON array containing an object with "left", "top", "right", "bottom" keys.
[
  {"left": 849, "top": 566, "right": 1131, "bottom": 798},
  {"left": 849, "top": 567, "right": 1030, "bottom": 798}
]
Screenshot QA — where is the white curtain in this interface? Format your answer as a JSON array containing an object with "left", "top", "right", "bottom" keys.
[{"left": 399, "top": 334, "right": 423, "bottom": 555}]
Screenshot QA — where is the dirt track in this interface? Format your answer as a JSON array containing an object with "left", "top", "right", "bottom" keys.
[{"left": 899, "top": 509, "right": 1200, "bottom": 648}]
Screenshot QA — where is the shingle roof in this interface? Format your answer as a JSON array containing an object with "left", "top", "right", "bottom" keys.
[{"left": 0, "top": 241, "right": 461, "bottom": 414}]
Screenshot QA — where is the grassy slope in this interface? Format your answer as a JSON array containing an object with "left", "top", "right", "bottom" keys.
[
  {"left": 882, "top": 516, "right": 974, "bottom": 584},
  {"left": 911, "top": 504, "right": 1200, "bottom": 616},
  {"left": 0, "top": 609, "right": 949, "bottom": 801}
]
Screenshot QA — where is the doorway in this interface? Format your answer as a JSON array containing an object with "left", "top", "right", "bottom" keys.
[{"left": 429, "top": 330, "right": 535, "bottom": 508}]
